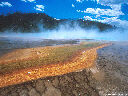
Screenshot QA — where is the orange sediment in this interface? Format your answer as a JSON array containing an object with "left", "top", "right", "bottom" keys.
[{"left": 0, "top": 44, "right": 110, "bottom": 88}]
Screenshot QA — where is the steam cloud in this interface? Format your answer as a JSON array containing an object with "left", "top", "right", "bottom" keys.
[{"left": 0, "top": 23, "right": 128, "bottom": 41}]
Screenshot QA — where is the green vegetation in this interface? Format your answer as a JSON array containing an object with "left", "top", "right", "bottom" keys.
[
  {"left": 0, "top": 12, "right": 114, "bottom": 32},
  {"left": 0, "top": 42, "right": 101, "bottom": 74}
]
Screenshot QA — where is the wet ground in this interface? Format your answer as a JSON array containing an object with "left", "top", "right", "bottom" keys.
[
  {"left": 95, "top": 42, "right": 128, "bottom": 96},
  {"left": 0, "top": 38, "right": 128, "bottom": 96},
  {"left": 0, "top": 37, "right": 79, "bottom": 49},
  {"left": 0, "top": 37, "right": 79, "bottom": 57},
  {"left": 0, "top": 37, "right": 97, "bottom": 57}
]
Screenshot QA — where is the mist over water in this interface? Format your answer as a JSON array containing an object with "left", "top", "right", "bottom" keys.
[{"left": 0, "top": 23, "right": 128, "bottom": 41}]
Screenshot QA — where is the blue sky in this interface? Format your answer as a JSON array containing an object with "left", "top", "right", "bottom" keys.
[{"left": 0, "top": 0, "right": 128, "bottom": 27}]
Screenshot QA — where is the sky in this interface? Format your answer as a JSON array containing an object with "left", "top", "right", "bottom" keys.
[{"left": 0, "top": 0, "right": 128, "bottom": 27}]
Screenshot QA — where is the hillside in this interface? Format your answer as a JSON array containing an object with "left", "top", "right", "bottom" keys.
[{"left": 0, "top": 12, "right": 113, "bottom": 32}]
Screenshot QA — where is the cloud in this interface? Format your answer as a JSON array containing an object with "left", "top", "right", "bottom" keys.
[
  {"left": 21, "top": 0, "right": 35, "bottom": 3},
  {"left": 76, "top": 0, "right": 84, "bottom": 3},
  {"left": 72, "top": 4, "right": 75, "bottom": 7},
  {"left": 83, "top": 16, "right": 97, "bottom": 21},
  {"left": 76, "top": 10, "right": 81, "bottom": 12},
  {"left": 76, "top": 0, "right": 125, "bottom": 17},
  {"left": 98, "top": 0, "right": 128, "bottom": 5},
  {"left": 83, "top": 15, "right": 128, "bottom": 29},
  {"left": 21, "top": 0, "right": 27, "bottom": 2},
  {"left": 28, "top": 0, "right": 35, "bottom": 2},
  {"left": 0, "top": 2, "right": 12, "bottom": 7},
  {"left": 84, "top": 7, "right": 124, "bottom": 16},
  {"left": 98, "top": 17, "right": 128, "bottom": 28},
  {"left": 84, "top": 16, "right": 92, "bottom": 20},
  {"left": 89, "top": 0, "right": 99, "bottom": 3},
  {"left": 75, "top": 0, "right": 127, "bottom": 28},
  {"left": 34, "top": 5, "right": 45, "bottom": 11}
]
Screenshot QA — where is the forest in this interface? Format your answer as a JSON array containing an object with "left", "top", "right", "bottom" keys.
[{"left": 0, "top": 12, "right": 114, "bottom": 32}]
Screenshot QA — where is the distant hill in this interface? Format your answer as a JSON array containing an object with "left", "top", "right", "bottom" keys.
[{"left": 0, "top": 12, "right": 114, "bottom": 32}]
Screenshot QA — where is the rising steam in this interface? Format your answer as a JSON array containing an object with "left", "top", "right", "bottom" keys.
[{"left": 0, "top": 22, "right": 128, "bottom": 41}]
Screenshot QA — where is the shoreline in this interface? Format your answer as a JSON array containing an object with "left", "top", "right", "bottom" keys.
[{"left": 0, "top": 43, "right": 110, "bottom": 88}]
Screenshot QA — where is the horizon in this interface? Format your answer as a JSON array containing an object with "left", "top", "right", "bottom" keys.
[
  {"left": 0, "top": 0, "right": 128, "bottom": 27},
  {"left": 0, "top": 0, "right": 128, "bottom": 41}
]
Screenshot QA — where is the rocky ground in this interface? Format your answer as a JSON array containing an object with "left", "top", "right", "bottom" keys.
[
  {"left": 0, "top": 39, "right": 128, "bottom": 96},
  {"left": 95, "top": 42, "right": 128, "bottom": 96},
  {"left": 0, "top": 69, "right": 99, "bottom": 96}
]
